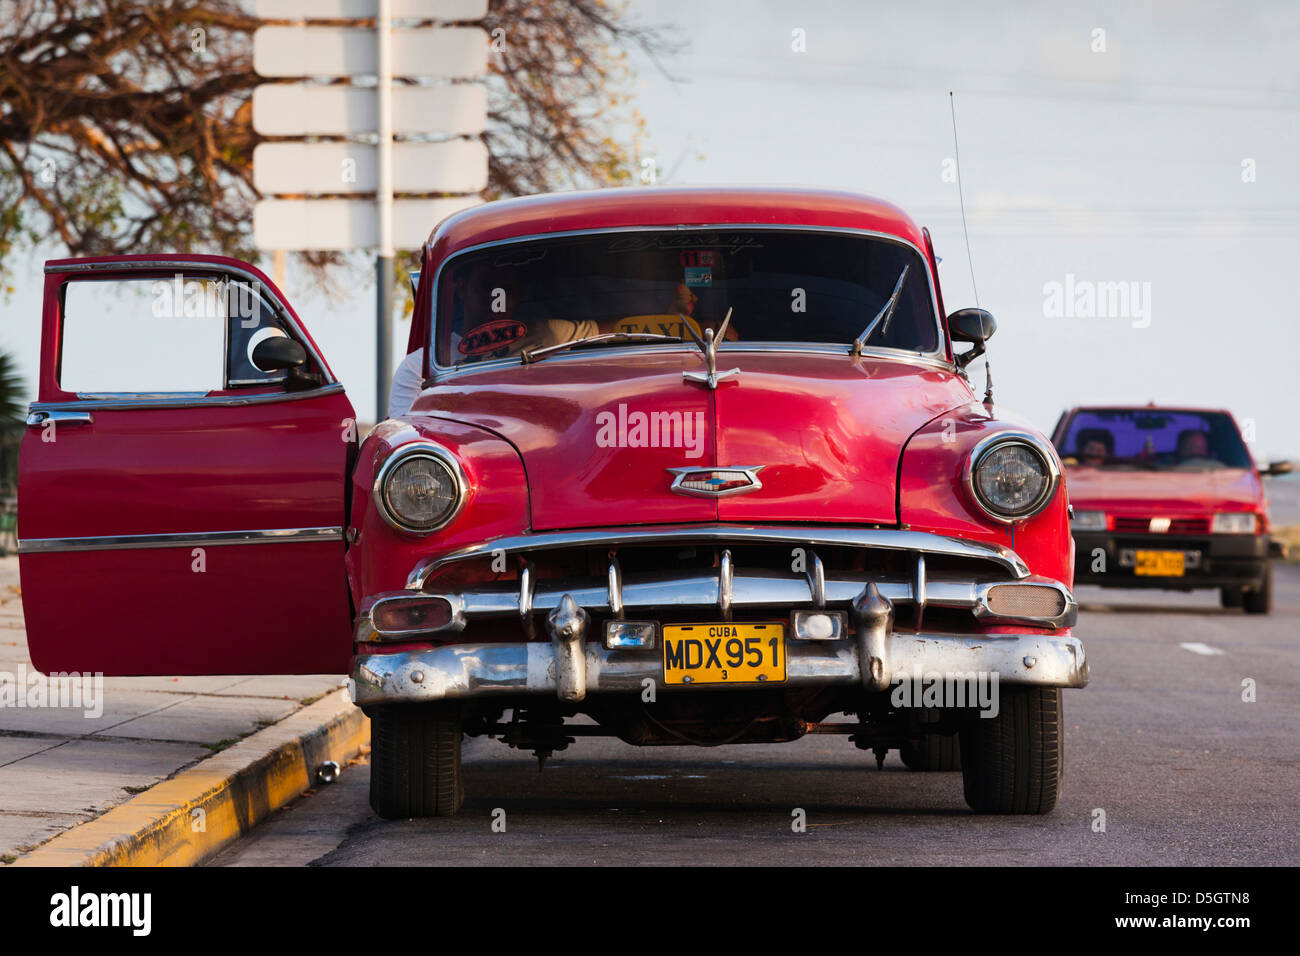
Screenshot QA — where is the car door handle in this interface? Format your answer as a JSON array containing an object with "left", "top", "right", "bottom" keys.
[{"left": 27, "top": 410, "right": 94, "bottom": 427}]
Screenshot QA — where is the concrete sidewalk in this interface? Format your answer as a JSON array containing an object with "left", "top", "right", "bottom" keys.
[{"left": 0, "top": 555, "right": 363, "bottom": 864}]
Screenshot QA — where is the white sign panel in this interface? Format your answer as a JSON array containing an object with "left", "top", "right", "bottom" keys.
[
  {"left": 253, "top": 140, "right": 488, "bottom": 195},
  {"left": 254, "top": 197, "right": 481, "bottom": 251},
  {"left": 253, "top": 25, "right": 488, "bottom": 78},
  {"left": 253, "top": 83, "right": 487, "bottom": 136},
  {"left": 256, "top": 0, "right": 487, "bottom": 18}
]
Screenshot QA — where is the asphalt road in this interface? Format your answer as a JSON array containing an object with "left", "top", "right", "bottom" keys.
[{"left": 213, "top": 564, "right": 1300, "bottom": 867}]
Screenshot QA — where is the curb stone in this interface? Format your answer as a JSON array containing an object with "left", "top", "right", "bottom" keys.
[{"left": 12, "top": 689, "right": 368, "bottom": 867}]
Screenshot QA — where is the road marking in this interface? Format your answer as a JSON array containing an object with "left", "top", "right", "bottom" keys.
[{"left": 1179, "top": 642, "right": 1225, "bottom": 656}]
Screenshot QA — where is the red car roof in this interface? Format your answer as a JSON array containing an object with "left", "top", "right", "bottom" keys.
[
  {"left": 425, "top": 186, "right": 930, "bottom": 257},
  {"left": 411, "top": 187, "right": 939, "bottom": 356}
]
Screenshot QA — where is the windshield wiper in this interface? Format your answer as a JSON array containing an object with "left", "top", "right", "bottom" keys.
[
  {"left": 520, "top": 331, "right": 681, "bottom": 364},
  {"left": 852, "top": 264, "right": 910, "bottom": 355}
]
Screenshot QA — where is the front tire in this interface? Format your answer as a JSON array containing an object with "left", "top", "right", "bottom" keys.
[
  {"left": 900, "top": 733, "right": 962, "bottom": 771},
  {"left": 959, "top": 686, "right": 1062, "bottom": 814},
  {"left": 1243, "top": 564, "right": 1272, "bottom": 615},
  {"left": 369, "top": 703, "right": 464, "bottom": 819}
]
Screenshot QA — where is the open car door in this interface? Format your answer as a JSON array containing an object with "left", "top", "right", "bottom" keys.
[{"left": 18, "top": 255, "right": 356, "bottom": 675}]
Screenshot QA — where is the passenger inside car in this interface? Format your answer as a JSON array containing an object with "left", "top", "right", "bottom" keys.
[
  {"left": 1074, "top": 428, "right": 1114, "bottom": 467},
  {"left": 1175, "top": 429, "right": 1214, "bottom": 464}
]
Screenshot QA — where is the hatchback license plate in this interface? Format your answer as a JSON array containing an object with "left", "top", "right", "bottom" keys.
[
  {"left": 662, "top": 623, "right": 786, "bottom": 685},
  {"left": 1135, "top": 550, "right": 1185, "bottom": 576}
]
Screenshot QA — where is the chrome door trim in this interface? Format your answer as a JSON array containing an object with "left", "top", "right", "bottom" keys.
[
  {"left": 26, "top": 381, "right": 346, "bottom": 413},
  {"left": 17, "top": 526, "right": 344, "bottom": 554}
]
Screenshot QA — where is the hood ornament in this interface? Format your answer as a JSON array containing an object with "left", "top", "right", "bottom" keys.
[{"left": 683, "top": 307, "right": 740, "bottom": 390}]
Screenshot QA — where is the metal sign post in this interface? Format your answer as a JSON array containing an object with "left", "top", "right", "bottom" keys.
[{"left": 376, "top": 0, "right": 394, "bottom": 419}]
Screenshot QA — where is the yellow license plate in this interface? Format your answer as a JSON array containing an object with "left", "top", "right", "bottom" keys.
[
  {"left": 662, "top": 623, "right": 786, "bottom": 686},
  {"left": 1135, "top": 550, "right": 1185, "bottom": 576}
]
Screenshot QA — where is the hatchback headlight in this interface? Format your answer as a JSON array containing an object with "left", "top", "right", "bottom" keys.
[
  {"left": 373, "top": 444, "right": 465, "bottom": 534},
  {"left": 966, "top": 434, "right": 1060, "bottom": 523},
  {"left": 1211, "top": 512, "right": 1256, "bottom": 534},
  {"left": 1071, "top": 509, "right": 1107, "bottom": 531}
]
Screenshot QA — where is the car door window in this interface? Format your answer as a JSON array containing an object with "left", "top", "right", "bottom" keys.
[
  {"left": 60, "top": 276, "right": 226, "bottom": 394},
  {"left": 60, "top": 274, "right": 308, "bottom": 395}
]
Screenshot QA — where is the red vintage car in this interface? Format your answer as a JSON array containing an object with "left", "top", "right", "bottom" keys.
[
  {"left": 18, "top": 187, "right": 1087, "bottom": 817},
  {"left": 1054, "top": 404, "right": 1289, "bottom": 612}
]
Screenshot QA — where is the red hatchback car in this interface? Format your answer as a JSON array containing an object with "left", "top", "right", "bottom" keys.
[
  {"left": 1054, "top": 405, "right": 1289, "bottom": 613},
  {"left": 19, "top": 187, "right": 1087, "bottom": 817}
]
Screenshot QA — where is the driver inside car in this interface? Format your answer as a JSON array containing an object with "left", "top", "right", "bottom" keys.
[
  {"left": 1176, "top": 429, "right": 1213, "bottom": 463},
  {"left": 1079, "top": 438, "right": 1110, "bottom": 467},
  {"left": 610, "top": 282, "right": 740, "bottom": 342}
]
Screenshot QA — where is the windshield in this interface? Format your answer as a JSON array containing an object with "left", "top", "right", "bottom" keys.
[
  {"left": 1058, "top": 409, "right": 1252, "bottom": 471},
  {"left": 433, "top": 229, "right": 938, "bottom": 367}
]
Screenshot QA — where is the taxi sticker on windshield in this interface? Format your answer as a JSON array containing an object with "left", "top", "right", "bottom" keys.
[
  {"left": 684, "top": 266, "right": 712, "bottom": 287},
  {"left": 612, "top": 314, "right": 702, "bottom": 339},
  {"left": 459, "top": 319, "right": 527, "bottom": 355}
]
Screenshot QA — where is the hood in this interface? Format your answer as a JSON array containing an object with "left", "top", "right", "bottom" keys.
[
  {"left": 411, "top": 350, "right": 972, "bottom": 530},
  {"left": 711, "top": 352, "right": 972, "bottom": 524},
  {"left": 1064, "top": 465, "right": 1262, "bottom": 513}
]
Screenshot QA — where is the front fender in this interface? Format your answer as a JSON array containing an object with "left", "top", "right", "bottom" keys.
[
  {"left": 898, "top": 402, "right": 1073, "bottom": 587},
  {"left": 346, "top": 416, "right": 530, "bottom": 605}
]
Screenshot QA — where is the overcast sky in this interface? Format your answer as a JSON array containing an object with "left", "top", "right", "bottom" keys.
[{"left": 2, "top": 0, "right": 1297, "bottom": 459}]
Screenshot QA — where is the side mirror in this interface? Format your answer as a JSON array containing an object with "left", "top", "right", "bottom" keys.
[
  {"left": 949, "top": 308, "right": 997, "bottom": 343},
  {"left": 1265, "top": 460, "right": 1293, "bottom": 476},
  {"left": 251, "top": 336, "right": 306, "bottom": 372},
  {"left": 948, "top": 308, "right": 996, "bottom": 368}
]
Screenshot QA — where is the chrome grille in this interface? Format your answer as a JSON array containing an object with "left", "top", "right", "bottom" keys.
[{"left": 376, "top": 526, "right": 1076, "bottom": 637}]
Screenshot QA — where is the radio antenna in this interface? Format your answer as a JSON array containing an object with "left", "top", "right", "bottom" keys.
[{"left": 949, "top": 91, "right": 993, "bottom": 407}]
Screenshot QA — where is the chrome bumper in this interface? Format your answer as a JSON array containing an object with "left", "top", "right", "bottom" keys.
[
  {"left": 351, "top": 627, "right": 1088, "bottom": 707},
  {"left": 351, "top": 525, "right": 1086, "bottom": 706},
  {"left": 350, "top": 585, "right": 1089, "bottom": 707}
]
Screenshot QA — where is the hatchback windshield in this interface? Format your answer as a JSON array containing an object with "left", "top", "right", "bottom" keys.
[
  {"left": 433, "top": 229, "right": 938, "bottom": 366},
  {"left": 1058, "top": 408, "right": 1252, "bottom": 471}
]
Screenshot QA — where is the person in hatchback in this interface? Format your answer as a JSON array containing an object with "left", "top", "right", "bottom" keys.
[{"left": 1056, "top": 405, "right": 1288, "bottom": 613}]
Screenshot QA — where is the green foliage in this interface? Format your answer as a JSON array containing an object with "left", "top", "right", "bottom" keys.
[{"left": 0, "top": 351, "right": 23, "bottom": 425}]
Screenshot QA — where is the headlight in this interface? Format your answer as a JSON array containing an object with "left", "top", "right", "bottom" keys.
[
  {"left": 966, "top": 433, "right": 1060, "bottom": 523},
  {"left": 1211, "top": 512, "right": 1256, "bottom": 534},
  {"left": 373, "top": 443, "right": 465, "bottom": 534},
  {"left": 1071, "top": 509, "right": 1107, "bottom": 531}
]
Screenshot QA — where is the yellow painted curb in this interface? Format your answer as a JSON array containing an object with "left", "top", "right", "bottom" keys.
[{"left": 13, "top": 689, "right": 369, "bottom": 867}]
